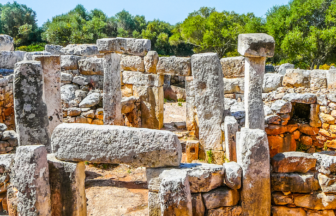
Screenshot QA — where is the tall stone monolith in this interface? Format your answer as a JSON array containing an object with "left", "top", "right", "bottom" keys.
[
  {"left": 13, "top": 61, "right": 50, "bottom": 151},
  {"left": 223, "top": 116, "right": 239, "bottom": 162},
  {"left": 33, "top": 55, "right": 62, "bottom": 136}
]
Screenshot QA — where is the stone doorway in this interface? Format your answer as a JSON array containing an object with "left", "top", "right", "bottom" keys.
[{"left": 291, "top": 103, "right": 311, "bottom": 124}]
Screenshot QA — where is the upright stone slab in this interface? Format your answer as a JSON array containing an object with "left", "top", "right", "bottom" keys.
[
  {"left": 13, "top": 145, "right": 51, "bottom": 215},
  {"left": 47, "top": 154, "right": 86, "bottom": 216},
  {"left": 237, "top": 128, "right": 271, "bottom": 216},
  {"left": 327, "top": 69, "right": 336, "bottom": 89},
  {"left": 223, "top": 116, "right": 239, "bottom": 162},
  {"left": 13, "top": 61, "right": 50, "bottom": 151},
  {"left": 103, "top": 53, "right": 123, "bottom": 125},
  {"left": 185, "top": 76, "right": 196, "bottom": 132},
  {"left": 33, "top": 55, "right": 63, "bottom": 136},
  {"left": 191, "top": 53, "right": 225, "bottom": 150}
]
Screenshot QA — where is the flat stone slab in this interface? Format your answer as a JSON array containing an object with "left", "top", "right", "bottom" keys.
[
  {"left": 283, "top": 93, "right": 317, "bottom": 104},
  {"left": 313, "top": 151, "right": 336, "bottom": 175},
  {"left": 272, "top": 206, "right": 306, "bottom": 216},
  {"left": 220, "top": 56, "right": 245, "bottom": 78},
  {"left": 122, "top": 71, "right": 164, "bottom": 87},
  {"left": 271, "top": 172, "right": 320, "bottom": 193},
  {"left": 294, "top": 192, "right": 336, "bottom": 210},
  {"left": 238, "top": 33, "right": 275, "bottom": 57},
  {"left": 97, "top": 38, "right": 151, "bottom": 56},
  {"left": 78, "top": 57, "right": 104, "bottom": 75},
  {"left": 202, "top": 187, "right": 239, "bottom": 209},
  {"left": 51, "top": 123, "right": 181, "bottom": 168},
  {"left": 61, "top": 44, "right": 99, "bottom": 56},
  {"left": 271, "top": 152, "right": 316, "bottom": 173},
  {"left": 157, "top": 57, "right": 191, "bottom": 76}
]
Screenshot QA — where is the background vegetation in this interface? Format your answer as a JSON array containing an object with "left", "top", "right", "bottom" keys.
[{"left": 0, "top": 0, "right": 336, "bottom": 68}]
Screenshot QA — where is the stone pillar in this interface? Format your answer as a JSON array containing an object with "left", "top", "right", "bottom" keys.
[
  {"left": 223, "top": 116, "right": 239, "bottom": 162},
  {"left": 13, "top": 145, "right": 51, "bottom": 215},
  {"left": 13, "top": 61, "right": 51, "bottom": 152},
  {"left": 33, "top": 55, "right": 62, "bottom": 136},
  {"left": 327, "top": 69, "right": 336, "bottom": 89},
  {"left": 185, "top": 76, "right": 196, "bottom": 132},
  {"left": 47, "top": 154, "right": 86, "bottom": 216},
  {"left": 102, "top": 53, "right": 123, "bottom": 125},
  {"left": 191, "top": 53, "right": 225, "bottom": 151},
  {"left": 238, "top": 33, "right": 275, "bottom": 129},
  {"left": 237, "top": 128, "right": 271, "bottom": 216}
]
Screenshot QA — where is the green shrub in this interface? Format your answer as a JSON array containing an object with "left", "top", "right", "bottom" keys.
[
  {"left": 177, "top": 98, "right": 185, "bottom": 102},
  {"left": 296, "top": 142, "right": 309, "bottom": 152},
  {"left": 178, "top": 102, "right": 182, "bottom": 106},
  {"left": 16, "top": 42, "right": 47, "bottom": 52},
  {"left": 206, "top": 150, "right": 213, "bottom": 164}
]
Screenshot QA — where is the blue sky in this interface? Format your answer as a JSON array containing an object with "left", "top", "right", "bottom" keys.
[{"left": 1, "top": 0, "right": 290, "bottom": 26}]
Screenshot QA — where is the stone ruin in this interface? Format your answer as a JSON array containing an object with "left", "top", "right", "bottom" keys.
[{"left": 0, "top": 32, "right": 335, "bottom": 215}]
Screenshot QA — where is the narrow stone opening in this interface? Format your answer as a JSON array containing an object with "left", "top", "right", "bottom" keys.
[
  {"left": 291, "top": 103, "right": 310, "bottom": 124},
  {"left": 189, "top": 147, "right": 195, "bottom": 153}
]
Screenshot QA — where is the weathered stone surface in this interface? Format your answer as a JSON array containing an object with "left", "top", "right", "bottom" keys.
[
  {"left": 45, "top": 44, "right": 64, "bottom": 55},
  {"left": 238, "top": 33, "right": 275, "bottom": 57},
  {"left": 318, "top": 173, "right": 336, "bottom": 194},
  {"left": 271, "top": 172, "right": 320, "bottom": 193},
  {"left": 202, "top": 187, "right": 239, "bottom": 209},
  {"left": 121, "top": 96, "right": 136, "bottom": 114},
  {"left": 78, "top": 56, "right": 104, "bottom": 75},
  {"left": 271, "top": 152, "right": 316, "bottom": 173},
  {"left": 120, "top": 54, "right": 144, "bottom": 72},
  {"left": 224, "top": 78, "right": 244, "bottom": 94},
  {"left": 79, "top": 93, "right": 101, "bottom": 108},
  {"left": 186, "top": 140, "right": 199, "bottom": 163},
  {"left": 122, "top": 71, "right": 164, "bottom": 87},
  {"left": 327, "top": 70, "right": 336, "bottom": 89},
  {"left": 61, "top": 84, "right": 78, "bottom": 103},
  {"left": 159, "top": 169, "right": 192, "bottom": 216},
  {"left": 61, "top": 44, "right": 99, "bottom": 56},
  {"left": 191, "top": 193, "right": 205, "bottom": 216},
  {"left": 271, "top": 100, "right": 292, "bottom": 114},
  {"left": 24, "top": 51, "right": 51, "bottom": 61},
  {"left": 311, "top": 70, "right": 327, "bottom": 90},
  {"left": 103, "top": 53, "right": 123, "bottom": 125},
  {"left": 144, "top": 51, "right": 159, "bottom": 73},
  {"left": 97, "top": 38, "right": 151, "bottom": 56},
  {"left": 72, "top": 75, "right": 88, "bottom": 85},
  {"left": 223, "top": 162, "right": 242, "bottom": 190},
  {"left": 47, "top": 154, "right": 86, "bottom": 216},
  {"left": 0, "top": 123, "right": 7, "bottom": 132},
  {"left": 0, "top": 35, "right": 14, "bottom": 51},
  {"left": 230, "top": 102, "right": 245, "bottom": 120},
  {"left": 13, "top": 145, "right": 51, "bottom": 215},
  {"left": 191, "top": 53, "right": 224, "bottom": 150},
  {"left": 223, "top": 116, "right": 239, "bottom": 162},
  {"left": 278, "top": 63, "right": 295, "bottom": 75},
  {"left": 299, "top": 124, "right": 320, "bottom": 136},
  {"left": 313, "top": 151, "right": 336, "bottom": 175},
  {"left": 61, "top": 72, "right": 73, "bottom": 84},
  {"left": 14, "top": 61, "right": 50, "bottom": 151},
  {"left": 263, "top": 73, "right": 283, "bottom": 93},
  {"left": 0, "top": 51, "right": 26, "bottom": 69},
  {"left": 265, "top": 115, "right": 281, "bottom": 124},
  {"left": 294, "top": 192, "right": 336, "bottom": 210},
  {"left": 157, "top": 57, "right": 191, "bottom": 76},
  {"left": 283, "top": 93, "right": 317, "bottom": 104},
  {"left": 272, "top": 192, "right": 294, "bottom": 205},
  {"left": 237, "top": 128, "right": 270, "bottom": 215},
  {"left": 220, "top": 56, "right": 245, "bottom": 78},
  {"left": 319, "top": 113, "right": 335, "bottom": 124},
  {"left": 61, "top": 55, "right": 81, "bottom": 70},
  {"left": 33, "top": 55, "right": 63, "bottom": 136},
  {"left": 266, "top": 124, "right": 298, "bottom": 135},
  {"left": 310, "top": 104, "right": 322, "bottom": 127},
  {"left": 52, "top": 123, "right": 181, "bottom": 167},
  {"left": 272, "top": 206, "right": 306, "bottom": 216},
  {"left": 283, "top": 69, "right": 310, "bottom": 88},
  {"left": 207, "top": 206, "right": 242, "bottom": 216},
  {"left": 307, "top": 210, "right": 335, "bottom": 216},
  {"left": 148, "top": 192, "right": 161, "bottom": 216}
]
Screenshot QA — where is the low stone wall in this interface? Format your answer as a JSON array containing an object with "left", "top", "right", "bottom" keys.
[{"left": 0, "top": 74, "right": 14, "bottom": 130}]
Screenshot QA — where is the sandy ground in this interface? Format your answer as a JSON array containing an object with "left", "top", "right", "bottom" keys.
[{"left": 163, "top": 102, "right": 186, "bottom": 123}]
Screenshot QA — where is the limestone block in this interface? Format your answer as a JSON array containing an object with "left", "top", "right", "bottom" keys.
[
  {"left": 148, "top": 192, "right": 161, "bottom": 216},
  {"left": 61, "top": 55, "right": 81, "bottom": 70},
  {"left": 223, "top": 162, "right": 242, "bottom": 190},
  {"left": 61, "top": 72, "right": 73, "bottom": 84},
  {"left": 0, "top": 35, "right": 14, "bottom": 51},
  {"left": 52, "top": 123, "right": 181, "bottom": 167},
  {"left": 97, "top": 38, "right": 151, "bottom": 56},
  {"left": 14, "top": 61, "right": 50, "bottom": 151},
  {"left": 271, "top": 100, "right": 292, "bottom": 114},
  {"left": 202, "top": 187, "right": 239, "bottom": 209},
  {"left": 223, "top": 116, "right": 239, "bottom": 162},
  {"left": 13, "top": 145, "right": 51, "bottom": 215},
  {"left": 122, "top": 71, "right": 164, "bottom": 87},
  {"left": 156, "top": 56, "right": 191, "bottom": 76},
  {"left": 220, "top": 56, "right": 245, "bottom": 78},
  {"left": 207, "top": 206, "right": 242, "bottom": 216},
  {"left": 24, "top": 51, "right": 51, "bottom": 61},
  {"left": 230, "top": 102, "right": 245, "bottom": 120},
  {"left": 103, "top": 53, "right": 123, "bottom": 125},
  {"left": 237, "top": 128, "right": 270, "bottom": 216},
  {"left": 263, "top": 73, "right": 283, "bottom": 93},
  {"left": 0, "top": 76, "right": 8, "bottom": 87},
  {"left": 61, "top": 84, "right": 78, "bottom": 103},
  {"left": 79, "top": 93, "right": 101, "bottom": 108},
  {"left": 320, "top": 113, "right": 335, "bottom": 124},
  {"left": 121, "top": 84, "right": 133, "bottom": 97},
  {"left": 78, "top": 56, "right": 104, "bottom": 75},
  {"left": 317, "top": 94, "right": 328, "bottom": 106},
  {"left": 271, "top": 152, "right": 316, "bottom": 173},
  {"left": 72, "top": 75, "right": 88, "bottom": 85},
  {"left": 307, "top": 210, "right": 335, "bottom": 216},
  {"left": 313, "top": 151, "right": 336, "bottom": 175},
  {"left": 191, "top": 53, "right": 225, "bottom": 150},
  {"left": 0, "top": 51, "right": 26, "bottom": 69},
  {"left": 224, "top": 78, "right": 244, "bottom": 94},
  {"left": 271, "top": 172, "right": 320, "bottom": 193},
  {"left": 45, "top": 44, "right": 64, "bottom": 55},
  {"left": 327, "top": 69, "right": 336, "bottom": 89},
  {"left": 271, "top": 206, "right": 306, "bottom": 216},
  {"left": 144, "top": 51, "right": 159, "bottom": 73},
  {"left": 278, "top": 63, "right": 295, "bottom": 75},
  {"left": 283, "top": 93, "right": 317, "bottom": 104},
  {"left": 294, "top": 192, "right": 336, "bottom": 210},
  {"left": 67, "top": 107, "right": 81, "bottom": 117},
  {"left": 120, "top": 55, "right": 145, "bottom": 72},
  {"left": 186, "top": 140, "right": 199, "bottom": 163},
  {"left": 299, "top": 124, "right": 319, "bottom": 136},
  {"left": 272, "top": 192, "right": 294, "bottom": 205},
  {"left": 61, "top": 44, "right": 99, "bottom": 56},
  {"left": 191, "top": 193, "right": 205, "bottom": 216},
  {"left": 311, "top": 70, "right": 327, "bottom": 89},
  {"left": 238, "top": 33, "right": 275, "bottom": 57},
  {"left": 33, "top": 55, "right": 63, "bottom": 136},
  {"left": 310, "top": 104, "right": 322, "bottom": 127},
  {"left": 283, "top": 69, "right": 311, "bottom": 87},
  {"left": 47, "top": 154, "right": 86, "bottom": 216},
  {"left": 159, "top": 169, "right": 192, "bottom": 216},
  {"left": 318, "top": 173, "right": 336, "bottom": 194}
]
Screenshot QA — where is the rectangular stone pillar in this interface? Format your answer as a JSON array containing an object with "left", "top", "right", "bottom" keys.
[
  {"left": 185, "top": 76, "right": 196, "bottom": 132},
  {"left": 47, "top": 154, "right": 86, "bottom": 216},
  {"left": 191, "top": 53, "right": 225, "bottom": 151},
  {"left": 223, "top": 116, "right": 239, "bottom": 162},
  {"left": 327, "top": 69, "right": 336, "bottom": 89},
  {"left": 33, "top": 55, "right": 62, "bottom": 136},
  {"left": 13, "top": 61, "right": 50, "bottom": 152},
  {"left": 237, "top": 128, "right": 271, "bottom": 216},
  {"left": 103, "top": 53, "right": 123, "bottom": 125},
  {"left": 13, "top": 145, "right": 51, "bottom": 215}
]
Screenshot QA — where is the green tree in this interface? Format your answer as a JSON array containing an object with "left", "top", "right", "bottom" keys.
[{"left": 115, "top": 10, "right": 147, "bottom": 37}]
